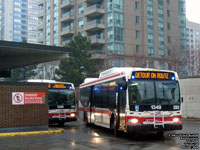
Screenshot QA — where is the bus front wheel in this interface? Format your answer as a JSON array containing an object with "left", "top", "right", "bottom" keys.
[
  {"left": 58, "top": 121, "right": 65, "bottom": 127},
  {"left": 157, "top": 131, "right": 164, "bottom": 137}
]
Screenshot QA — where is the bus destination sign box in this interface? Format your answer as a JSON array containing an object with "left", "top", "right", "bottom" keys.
[
  {"left": 132, "top": 71, "right": 175, "bottom": 80},
  {"left": 48, "top": 83, "right": 71, "bottom": 89}
]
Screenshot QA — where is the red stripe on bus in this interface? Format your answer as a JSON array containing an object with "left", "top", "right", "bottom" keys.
[{"left": 80, "top": 72, "right": 124, "bottom": 87}]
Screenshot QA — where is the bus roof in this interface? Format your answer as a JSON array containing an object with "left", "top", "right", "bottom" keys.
[
  {"left": 27, "top": 79, "right": 74, "bottom": 85},
  {"left": 80, "top": 67, "right": 178, "bottom": 88}
]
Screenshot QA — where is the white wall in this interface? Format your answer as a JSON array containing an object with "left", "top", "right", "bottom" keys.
[{"left": 180, "top": 78, "right": 200, "bottom": 118}]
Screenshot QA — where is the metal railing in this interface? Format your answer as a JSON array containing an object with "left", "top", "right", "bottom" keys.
[
  {"left": 89, "top": 34, "right": 104, "bottom": 40},
  {"left": 62, "top": 0, "right": 74, "bottom": 4},
  {"left": 62, "top": 11, "right": 74, "bottom": 18},
  {"left": 85, "top": 4, "right": 104, "bottom": 12},
  {"left": 61, "top": 26, "right": 74, "bottom": 32},
  {"left": 86, "top": 19, "right": 104, "bottom": 26}
]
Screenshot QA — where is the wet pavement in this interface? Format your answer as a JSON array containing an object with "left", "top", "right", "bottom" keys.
[{"left": 0, "top": 119, "right": 199, "bottom": 150}]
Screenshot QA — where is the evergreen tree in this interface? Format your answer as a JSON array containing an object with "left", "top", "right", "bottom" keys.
[
  {"left": 6, "top": 65, "right": 36, "bottom": 82},
  {"left": 55, "top": 33, "right": 97, "bottom": 87}
]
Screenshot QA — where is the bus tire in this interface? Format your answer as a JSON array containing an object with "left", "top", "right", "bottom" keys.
[
  {"left": 58, "top": 121, "right": 65, "bottom": 127},
  {"left": 157, "top": 131, "right": 164, "bottom": 137}
]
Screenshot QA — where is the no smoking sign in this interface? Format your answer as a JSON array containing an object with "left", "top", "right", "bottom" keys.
[{"left": 12, "top": 92, "right": 24, "bottom": 105}]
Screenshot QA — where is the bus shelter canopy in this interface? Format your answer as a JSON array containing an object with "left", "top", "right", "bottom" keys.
[{"left": 0, "top": 40, "right": 69, "bottom": 71}]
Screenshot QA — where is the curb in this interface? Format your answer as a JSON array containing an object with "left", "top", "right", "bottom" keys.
[{"left": 0, "top": 128, "right": 64, "bottom": 137}]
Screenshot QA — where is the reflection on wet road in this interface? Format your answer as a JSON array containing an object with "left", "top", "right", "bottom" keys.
[{"left": 0, "top": 119, "right": 199, "bottom": 150}]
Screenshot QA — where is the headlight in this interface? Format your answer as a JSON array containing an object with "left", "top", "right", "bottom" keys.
[
  {"left": 70, "top": 113, "right": 75, "bottom": 117},
  {"left": 128, "top": 118, "right": 138, "bottom": 124},
  {"left": 173, "top": 117, "right": 180, "bottom": 123}
]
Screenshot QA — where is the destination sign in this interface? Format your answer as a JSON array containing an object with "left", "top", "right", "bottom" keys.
[
  {"left": 48, "top": 83, "right": 72, "bottom": 89},
  {"left": 132, "top": 71, "right": 175, "bottom": 80}
]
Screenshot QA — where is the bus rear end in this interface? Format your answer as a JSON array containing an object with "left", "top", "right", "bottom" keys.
[
  {"left": 48, "top": 83, "right": 77, "bottom": 126},
  {"left": 126, "top": 71, "right": 182, "bottom": 135}
]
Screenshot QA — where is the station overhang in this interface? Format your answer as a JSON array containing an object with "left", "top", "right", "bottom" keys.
[{"left": 0, "top": 40, "right": 69, "bottom": 71}]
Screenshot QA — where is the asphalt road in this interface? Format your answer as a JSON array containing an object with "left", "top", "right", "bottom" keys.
[{"left": 0, "top": 119, "right": 199, "bottom": 150}]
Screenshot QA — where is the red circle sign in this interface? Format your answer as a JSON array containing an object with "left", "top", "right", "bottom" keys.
[{"left": 14, "top": 93, "right": 23, "bottom": 103}]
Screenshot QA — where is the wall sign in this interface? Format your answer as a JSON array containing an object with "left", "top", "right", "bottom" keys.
[{"left": 12, "top": 92, "right": 46, "bottom": 105}]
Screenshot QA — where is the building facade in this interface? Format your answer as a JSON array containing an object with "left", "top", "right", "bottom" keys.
[
  {"left": 0, "top": 0, "right": 39, "bottom": 43},
  {"left": 186, "top": 20, "right": 200, "bottom": 76},
  {"left": 38, "top": 0, "right": 187, "bottom": 79}
]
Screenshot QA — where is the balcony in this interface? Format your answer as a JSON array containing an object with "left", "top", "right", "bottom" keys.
[
  {"left": 38, "top": 22, "right": 43, "bottom": 30},
  {"left": 89, "top": 34, "right": 105, "bottom": 45},
  {"left": 85, "top": 4, "right": 104, "bottom": 17},
  {"left": 38, "top": 34, "right": 43, "bottom": 43},
  {"left": 89, "top": 50, "right": 105, "bottom": 59},
  {"left": 61, "top": 0, "right": 74, "bottom": 9},
  {"left": 84, "top": 0, "right": 102, "bottom": 3},
  {"left": 38, "top": 0, "right": 43, "bottom": 6},
  {"left": 61, "top": 26, "right": 74, "bottom": 36},
  {"left": 62, "top": 40, "right": 71, "bottom": 46},
  {"left": 61, "top": 12, "right": 74, "bottom": 22},
  {"left": 85, "top": 19, "right": 105, "bottom": 31}
]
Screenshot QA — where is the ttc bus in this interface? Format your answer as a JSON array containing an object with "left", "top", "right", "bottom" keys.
[
  {"left": 79, "top": 67, "right": 182, "bottom": 136},
  {"left": 28, "top": 80, "right": 77, "bottom": 126}
]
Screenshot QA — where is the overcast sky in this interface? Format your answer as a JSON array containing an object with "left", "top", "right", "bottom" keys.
[{"left": 186, "top": 0, "right": 200, "bottom": 24}]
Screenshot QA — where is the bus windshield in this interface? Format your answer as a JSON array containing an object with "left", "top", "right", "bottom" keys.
[
  {"left": 128, "top": 80, "right": 180, "bottom": 105},
  {"left": 48, "top": 89, "right": 75, "bottom": 106}
]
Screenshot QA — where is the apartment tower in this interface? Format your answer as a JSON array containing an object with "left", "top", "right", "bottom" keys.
[
  {"left": 0, "top": 0, "right": 39, "bottom": 43},
  {"left": 38, "top": 0, "right": 186, "bottom": 78}
]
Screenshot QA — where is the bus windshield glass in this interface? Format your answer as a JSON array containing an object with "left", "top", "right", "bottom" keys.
[
  {"left": 128, "top": 80, "right": 180, "bottom": 105},
  {"left": 48, "top": 89, "right": 75, "bottom": 106}
]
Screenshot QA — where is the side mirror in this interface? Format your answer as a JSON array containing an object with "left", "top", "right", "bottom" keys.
[{"left": 181, "top": 97, "right": 183, "bottom": 103}]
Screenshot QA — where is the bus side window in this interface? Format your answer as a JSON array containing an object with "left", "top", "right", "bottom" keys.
[
  {"left": 101, "top": 85, "right": 108, "bottom": 108},
  {"left": 108, "top": 86, "right": 116, "bottom": 109},
  {"left": 94, "top": 85, "right": 102, "bottom": 108}
]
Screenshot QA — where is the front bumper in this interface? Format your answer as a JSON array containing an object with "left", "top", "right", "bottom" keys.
[
  {"left": 49, "top": 117, "right": 77, "bottom": 124},
  {"left": 127, "top": 124, "right": 182, "bottom": 133}
]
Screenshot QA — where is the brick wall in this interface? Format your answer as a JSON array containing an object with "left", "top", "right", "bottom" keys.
[{"left": 0, "top": 82, "right": 48, "bottom": 128}]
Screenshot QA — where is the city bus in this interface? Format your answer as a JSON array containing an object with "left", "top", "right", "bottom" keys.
[
  {"left": 28, "top": 80, "right": 77, "bottom": 126},
  {"left": 79, "top": 67, "right": 182, "bottom": 136}
]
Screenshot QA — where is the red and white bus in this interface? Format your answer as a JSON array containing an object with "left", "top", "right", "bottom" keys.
[
  {"left": 79, "top": 67, "right": 182, "bottom": 136},
  {"left": 28, "top": 80, "right": 77, "bottom": 126}
]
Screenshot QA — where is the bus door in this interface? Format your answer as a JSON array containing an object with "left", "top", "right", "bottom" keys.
[
  {"left": 118, "top": 88, "right": 126, "bottom": 130},
  {"left": 89, "top": 86, "right": 95, "bottom": 124},
  {"left": 93, "top": 85, "right": 102, "bottom": 125}
]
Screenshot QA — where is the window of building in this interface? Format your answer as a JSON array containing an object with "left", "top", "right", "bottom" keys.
[
  {"left": 136, "top": 30, "right": 140, "bottom": 38},
  {"left": 135, "top": 2, "right": 140, "bottom": 9},
  {"left": 167, "top": 0, "right": 170, "bottom": 4},
  {"left": 168, "top": 36, "right": 171, "bottom": 43},
  {"left": 108, "top": 58, "right": 124, "bottom": 67},
  {"left": 136, "top": 45, "right": 140, "bottom": 52},
  {"left": 78, "top": 4, "right": 84, "bottom": 14},
  {"left": 167, "top": 10, "right": 170, "bottom": 17},
  {"left": 114, "top": 27, "right": 124, "bottom": 41},
  {"left": 167, "top": 23, "right": 170, "bottom": 30},
  {"left": 158, "top": 0, "right": 163, "bottom": 6},
  {"left": 136, "top": 16, "right": 140, "bottom": 24},
  {"left": 78, "top": 18, "right": 84, "bottom": 29}
]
